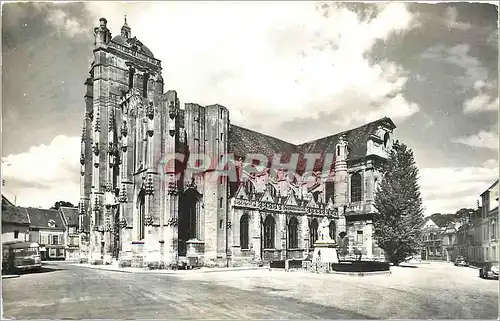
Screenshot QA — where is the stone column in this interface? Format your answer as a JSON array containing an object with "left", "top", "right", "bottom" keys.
[
  {"left": 365, "top": 220, "right": 373, "bottom": 258},
  {"left": 279, "top": 213, "right": 287, "bottom": 260},
  {"left": 301, "top": 215, "right": 309, "bottom": 257},
  {"left": 252, "top": 210, "right": 262, "bottom": 262}
]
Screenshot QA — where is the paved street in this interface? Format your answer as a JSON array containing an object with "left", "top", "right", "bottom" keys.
[{"left": 2, "top": 261, "right": 498, "bottom": 319}]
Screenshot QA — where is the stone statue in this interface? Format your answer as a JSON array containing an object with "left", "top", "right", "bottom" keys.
[{"left": 319, "top": 219, "right": 332, "bottom": 242}]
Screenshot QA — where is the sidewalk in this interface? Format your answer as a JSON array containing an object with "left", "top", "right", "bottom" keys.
[
  {"left": 70, "top": 263, "right": 268, "bottom": 274},
  {"left": 1, "top": 274, "right": 20, "bottom": 279}
]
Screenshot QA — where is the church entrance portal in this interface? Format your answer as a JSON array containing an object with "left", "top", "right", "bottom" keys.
[{"left": 178, "top": 188, "right": 199, "bottom": 257}]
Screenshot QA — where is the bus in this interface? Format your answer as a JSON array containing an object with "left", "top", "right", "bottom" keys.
[{"left": 2, "top": 241, "right": 42, "bottom": 273}]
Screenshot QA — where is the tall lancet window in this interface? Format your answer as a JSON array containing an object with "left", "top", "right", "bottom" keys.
[
  {"left": 310, "top": 218, "right": 318, "bottom": 247},
  {"left": 329, "top": 221, "right": 336, "bottom": 240},
  {"left": 288, "top": 217, "right": 299, "bottom": 249},
  {"left": 128, "top": 68, "right": 135, "bottom": 89},
  {"left": 240, "top": 213, "right": 250, "bottom": 250},
  {"left": 263, "top": 215, "right": 275, "bottom": 249},
  {"left": 350, "top": 172, "right": 362, "bottom": 202},
  {"left": 138, "top": 189, "right": 145, "bottom": 240},
  {"left": 142, "top": 73, "right": 149, "bottom": 98}
]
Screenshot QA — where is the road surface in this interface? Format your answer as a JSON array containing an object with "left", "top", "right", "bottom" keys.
[{"left": 2, "top": 261, "right": 498, "bottom": 319}]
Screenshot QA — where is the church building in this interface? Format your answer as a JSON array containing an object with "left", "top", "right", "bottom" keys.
[{"left": 78, "top": 18, "right": 397, "bottom": 267}]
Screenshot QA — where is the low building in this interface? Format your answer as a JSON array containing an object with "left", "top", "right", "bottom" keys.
[
  {"left": 420, "top": 217, "right": 445, "bottom": 260},
  {"left": 455, "top": 180, "right": 498, "bottom": 267},
  {"left": 441, "top": 222, "right": 462, "bottom": 262},
  {"left": 480, "top": 180, "right": 498, "bottom": 263},
  {"left": 59, "top": 207, "right": 80, "bottom": 261},
  {"left": 1, "top": 195, "right": 30, "bottom": 244},
  {"left": 27, "top": 208, "right": 66, "bottom": 260}
]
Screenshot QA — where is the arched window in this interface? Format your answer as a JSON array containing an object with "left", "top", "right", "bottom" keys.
[
  {"left": 142, "top": 73, "right": 149, "bottom": 98},
  {"left": 128, "top": 68, "right": 135, "bottom": 89},
  {"left": 263, "top": 215, "right": 275, "bottom": 249},
  {"left": 383, "top": 132, "right": 390, "bottom": 148},
  {"left": 240, "top": 214, "right": 249, "bottom": 250},
  {"left": 350, "top": 173, "right": 362, "bottom": 202},
  {"left": 288, "top": 217, "right": 299, "bottom": 249},
  {"left": 310, "top": 219, "right": 318, "bottom": 247},
  {"left": 138, "top": 190, "right": 145, "bottom": 240},
  {"left": 329, "top": 220, "right": 336, "bottom": 240}
]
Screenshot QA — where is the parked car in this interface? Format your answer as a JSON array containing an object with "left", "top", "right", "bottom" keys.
[
  {"left": 454, "top": 256, "right": 469, "bottom": 267},
  {"left": 479, "top": 261, "right": 499, "bottom": 279}
]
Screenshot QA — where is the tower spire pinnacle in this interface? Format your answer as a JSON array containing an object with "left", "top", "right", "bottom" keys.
[{"left": 121, "top": 15, "right": 131, "bottom": 38}]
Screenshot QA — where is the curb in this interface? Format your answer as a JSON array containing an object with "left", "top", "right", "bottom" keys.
[
  {"left": 328, "top": 270, "right": 392, "bottom": 276},
  {"left": 275, "top": 268, "right": 392, "bottom": 276},
  {"left": 1, "top": 275, "right": 20, "bottom": 279},
  {"left": 70, "top": 264, "right": 268, "bottom": 275}
]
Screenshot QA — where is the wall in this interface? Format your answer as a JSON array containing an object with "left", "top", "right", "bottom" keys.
[
  {"left": 65, "top": 226, "right": 81, "bottom": 260},
  {"left": 38, "top": 229, "right": 66, "bottom": 259},
  {"left": 2, "top": 223, "right": 30, "bottom": 244}
]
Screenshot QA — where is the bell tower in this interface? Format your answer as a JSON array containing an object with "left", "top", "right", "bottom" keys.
[{"left": 80, "top": 16, "right": 168, "bottom": 265}]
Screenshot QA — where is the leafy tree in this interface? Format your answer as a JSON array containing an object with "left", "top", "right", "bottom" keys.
[
  {"left": 454, "top": 208, "right": 476, "bottom": 223},
  {"left": 373, "top": 140, "right": 425, "bottom": 266},
  {"left": 50, "top": 201, "right": 75, "bottom": 210}
]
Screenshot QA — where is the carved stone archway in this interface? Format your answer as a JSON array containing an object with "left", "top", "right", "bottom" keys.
[{"left": 178, "top": 186, "right": 202, "bottom": 257}]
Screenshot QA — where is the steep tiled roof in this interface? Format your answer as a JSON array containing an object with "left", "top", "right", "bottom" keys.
[
  {"left": 228, "top": 125, "right": 297, "bottom": 158},
  {"left": 59, "top": 207, "right": 79, "bottom": 227},
  {"left": 26, "top": 208, "right": 65, "bottom": 229},
  {"left": 228, "top": 117, "right": 396, "bottom": 163},
  {"left": 2, "top": 206, "right": 30, "bottom": 225},
  {"left": 297, "top": 117, "right": 396, "bottom": 160},
  {"left": 2, "top": 195, "right": 14, "bottom": 207}
]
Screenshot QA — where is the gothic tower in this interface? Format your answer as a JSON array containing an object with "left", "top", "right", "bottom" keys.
[{"left": 79, "top": 17, "right": 180, "bottom": 264}]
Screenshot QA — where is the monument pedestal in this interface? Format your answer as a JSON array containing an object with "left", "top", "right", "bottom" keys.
[
  {"left": 312, "top": 240, "right": 339, "bottom": 264},
  {"left": 186, "top": 239, "right": 205, "bottom": 267}
]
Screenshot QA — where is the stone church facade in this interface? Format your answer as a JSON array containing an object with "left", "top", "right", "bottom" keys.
[{"left": 78, "top": 18, "right": 397, "bottom": 267}]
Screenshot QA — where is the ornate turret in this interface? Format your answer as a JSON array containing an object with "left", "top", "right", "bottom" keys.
[
  {"left": 121, "top": 15, "right": 131, "bottom": 39},
  {"left": 336, "top": 135, "right": 348, "bottom": 162},
  {"left": 334, "top": 135, "right": 349, "bottom": 208}
]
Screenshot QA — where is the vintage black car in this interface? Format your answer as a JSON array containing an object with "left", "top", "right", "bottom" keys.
[
  {"left": 479, "top": 261, "right": 499, "bottom": 279},
  {"left": 454, "top": 256, "right": 469, "bottom": 267}
]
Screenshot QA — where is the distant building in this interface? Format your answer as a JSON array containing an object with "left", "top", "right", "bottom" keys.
[
  {"left": 441, "top": 222, "right": 462, "bottom": 262},
  {"left": 421, "top": 216, "right": 463, "bottom": 262},
  {"left": 27, "top": 208, "right": 66, "bottom": 260},
  {"left": 480, "top": 180, "right": 498, "bottom": 262},
  {"left": 455, "top": 180, "right": 498, "bottom": 266},
  {"left": 59, "top": 207, "right": 80, "bottom": 261},
  {"left": 1, "top": 195, "right": 30, "bottom": 244},
  {"left": 420, "top": 217, "right": 445, "bottom": 260}
]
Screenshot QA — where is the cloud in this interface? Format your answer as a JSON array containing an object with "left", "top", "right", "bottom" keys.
[
  {"left": 451, "top": 129, "right": 499, "bottom": 150},
  {"left": 2, "top": 135, "right": 80, "bottom": 208},
  {"left": 45, "top": 7, "right": 88, "bottom": 38},
  {"left": 487, "top": 29, "right": 498, "bottom": 48},
  {"left": 80, "top": 2, "right": 419, "bottom": 133},
  {"left": 422, "top": 44, "right": 488, "bottom": 87},
  {"left": 442, "top": 6, "right": 472, "bottom": 30},
  {"left": 419, "top": 159, "right": 498, "bottom": 215},
  {"left": 463, "top": 80, "right": 498, "bottom": 113}
]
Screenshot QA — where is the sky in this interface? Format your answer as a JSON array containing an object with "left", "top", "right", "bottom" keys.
[{"left": 1, "top": 1, "right": 498, "bottom": 215}]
